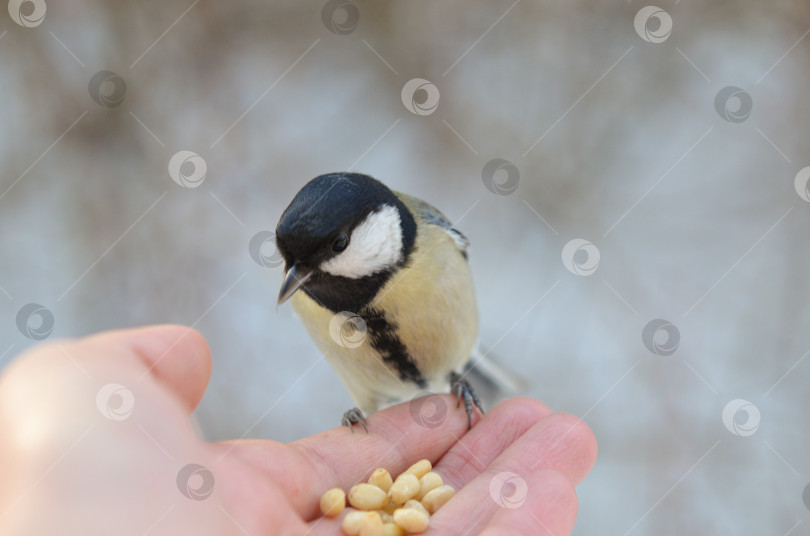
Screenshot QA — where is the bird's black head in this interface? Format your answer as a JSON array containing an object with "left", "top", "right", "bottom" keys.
[{"left": 275, "top": 172, "right": 416, "bottom": 312}]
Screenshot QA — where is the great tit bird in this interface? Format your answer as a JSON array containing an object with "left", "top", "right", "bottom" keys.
[{"left": 275, "top": 172, "right": 514, "bottom": 430}]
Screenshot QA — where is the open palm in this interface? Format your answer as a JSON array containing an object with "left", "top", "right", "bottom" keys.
[{"left": 0, "top": 326, "right": 596, "bottom": 535}]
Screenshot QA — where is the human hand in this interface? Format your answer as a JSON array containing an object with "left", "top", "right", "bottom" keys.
[{"left": 0, "top": 325, "right": 596, "bottom": 535}]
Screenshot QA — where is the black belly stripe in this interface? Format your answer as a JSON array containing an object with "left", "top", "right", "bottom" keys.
[{"left": 361, "top": 307, "right": 426, "bottom": 388}]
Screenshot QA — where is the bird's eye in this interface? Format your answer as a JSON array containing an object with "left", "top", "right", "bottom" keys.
[{"left": 332, "top": 233, "right": 349, "bottom": 252}]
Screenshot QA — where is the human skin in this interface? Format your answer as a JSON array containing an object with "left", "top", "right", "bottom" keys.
[{"left": 0, "top": 325, "right": 597, "bottom": 535}]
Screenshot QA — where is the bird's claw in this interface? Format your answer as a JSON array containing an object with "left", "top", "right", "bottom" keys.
[
  {"left": 450, "top": 372, "right": 485, "bottom": 430},
  {"left": 341, "top": 407, "right": 368, "bottom": 433}
]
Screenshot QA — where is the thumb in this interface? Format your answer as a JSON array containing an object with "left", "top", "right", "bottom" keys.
[{"left": 79, "top": 324, "right": 213, "bottom": 414}]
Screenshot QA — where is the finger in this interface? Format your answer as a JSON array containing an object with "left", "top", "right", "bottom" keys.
[
  {"left": 74, "top": 324, "right": 212, "bottom": 413},
  {"left": 433, "top": 397, "right": 553, "bottom": 486},
  {"left": 428, "top": 413, "right": 596, "bottom": 535},
  {"left": 1, "top": 324, "right": 210, "bottom": 419},
  {"left": 519, "top": 412, "right": 598, "bottom": 485},
  {"left": 439, "top": 411, "right": 597, "bottom": 490},
  {"left": 477, "top": 469, "right": 578, "bottom": 536},
  {"left": 0, "top": 325, "right": 217, "bottom": 531}
]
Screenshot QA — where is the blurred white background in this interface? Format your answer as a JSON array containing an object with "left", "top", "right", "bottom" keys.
[{"left": 1, "top": 0, "right": 809, "bottom": 534}]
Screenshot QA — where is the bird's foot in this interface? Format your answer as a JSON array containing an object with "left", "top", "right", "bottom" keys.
[
  {"left": 450, "top": 372, "right": 485, "bottom": 430},
  {"left": 341, "top": 407, "right": 368, "bottom": 433}
]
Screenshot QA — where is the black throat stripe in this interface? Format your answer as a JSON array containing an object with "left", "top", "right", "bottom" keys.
[{"left": 361, "top": 307, "right": 426, "bottom": 388}]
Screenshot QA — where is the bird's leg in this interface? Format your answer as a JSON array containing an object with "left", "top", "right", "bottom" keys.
[
  {"left": 450, "top": 372, "right": 485, "bottom": 430},
  {"left": 341, "top": 407, "right": 368, "bottom": 433}
]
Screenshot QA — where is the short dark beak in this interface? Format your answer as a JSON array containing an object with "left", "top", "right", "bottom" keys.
[{"left": 278, "top": 263, "right": 313, "bottom": 305}]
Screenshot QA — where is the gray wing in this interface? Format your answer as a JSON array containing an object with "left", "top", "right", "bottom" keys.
[{"left": 405, "top": 195, "right": 470, "bottom": 259}]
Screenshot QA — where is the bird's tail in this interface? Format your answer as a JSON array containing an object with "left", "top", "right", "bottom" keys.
[{"left": 462, "top": 347, "right": 527, "bottom": 408}]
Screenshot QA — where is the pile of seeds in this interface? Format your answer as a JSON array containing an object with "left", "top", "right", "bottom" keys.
[{"left": 319, "top": 459, "right": 455, "bottom": 535}]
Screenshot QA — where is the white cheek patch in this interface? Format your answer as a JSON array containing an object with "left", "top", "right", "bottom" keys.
[{"left": 320, "top": 204, "right": 403, "bottom": 279}]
